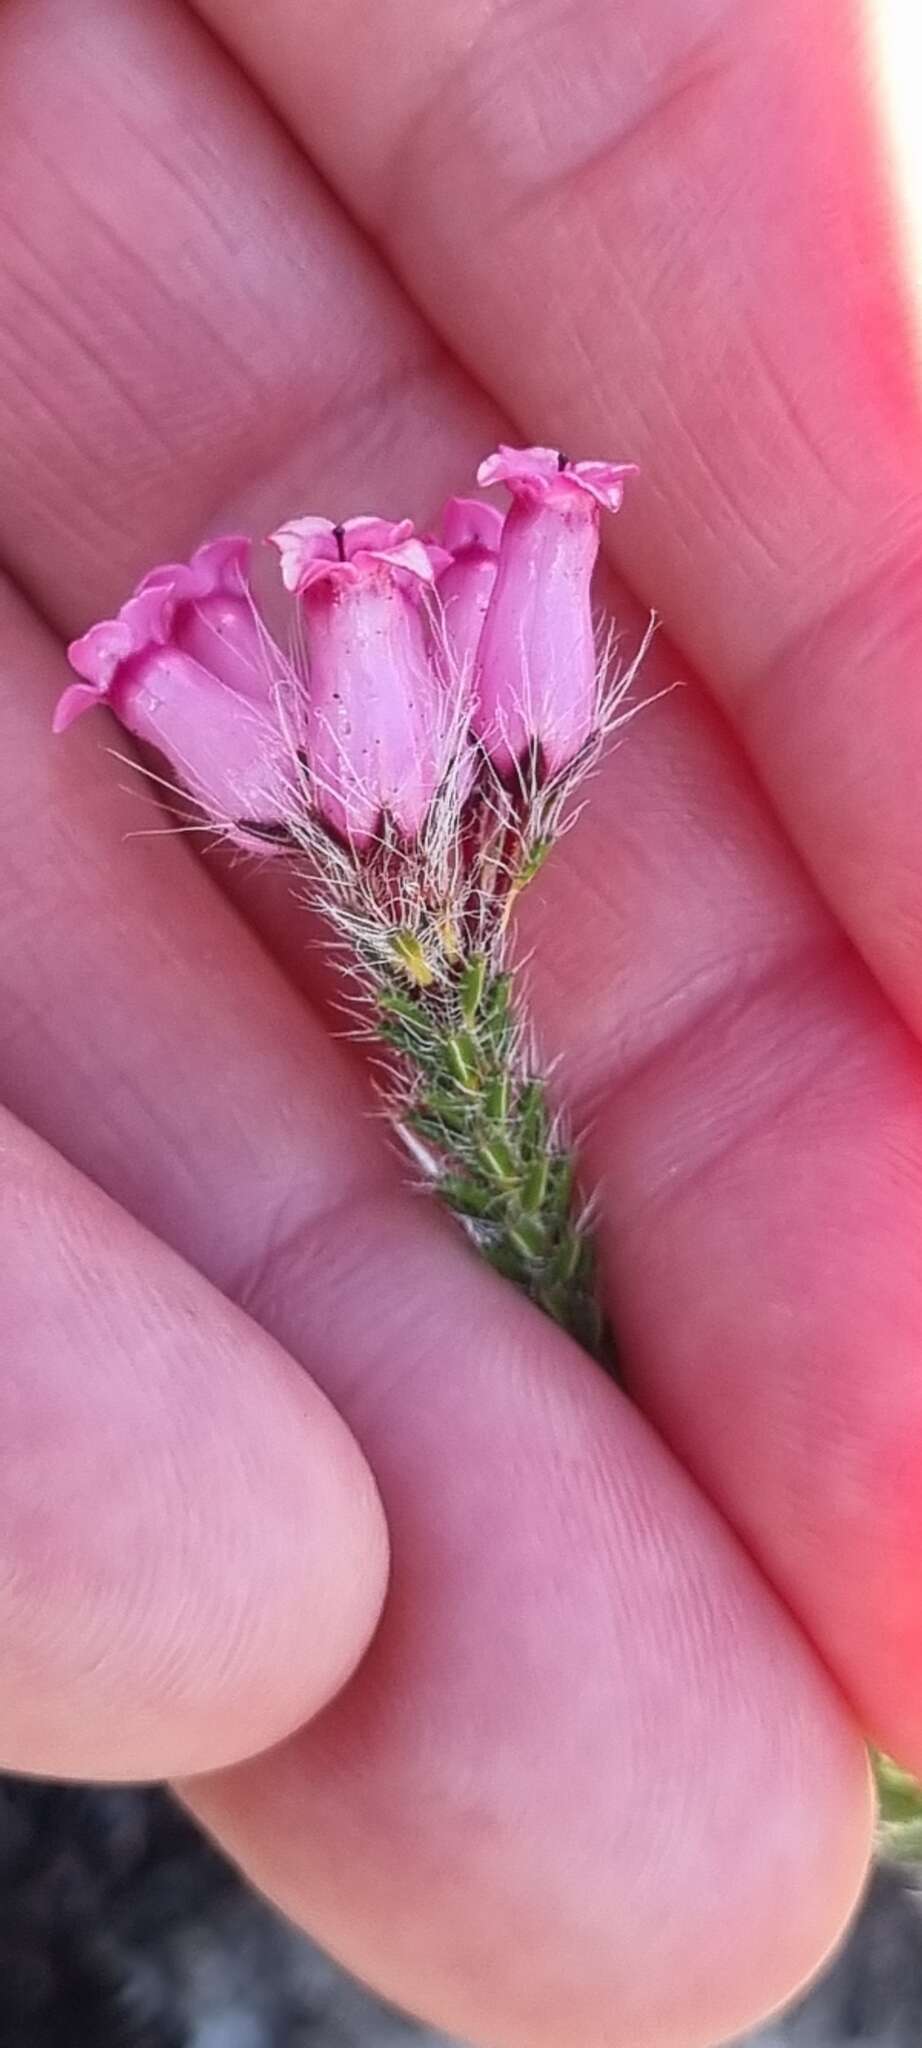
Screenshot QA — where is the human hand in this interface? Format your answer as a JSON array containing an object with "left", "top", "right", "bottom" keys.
[{"left": 2, "top": 4, "right": 918, "bottom": 2044}]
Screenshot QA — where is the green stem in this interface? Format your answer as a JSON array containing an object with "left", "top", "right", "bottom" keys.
[
  {"left": 377, "top": 954, "right": 608, "bottom": 1360},
  {"left": 873, "top": 1752, "right": 922, "bottom": 1860}
]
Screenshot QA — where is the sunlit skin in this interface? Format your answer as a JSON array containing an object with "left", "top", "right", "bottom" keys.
[
  {"left": 867, "top": 0, "right": 922, "bottom": 323},
  {"left": 3, "top": 1, "right": 922, "bottom": 2043}
]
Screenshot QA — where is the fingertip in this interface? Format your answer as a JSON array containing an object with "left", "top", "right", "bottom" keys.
[
  {"left": 0, "top": 1117, "right": 390, "bottom": 1780},
  {"left": 718, "top": 1714, "right": 873, "bottom": 2047},
  {"left": 235, "top": 1371, "right": 391, "bottom": 1750}
]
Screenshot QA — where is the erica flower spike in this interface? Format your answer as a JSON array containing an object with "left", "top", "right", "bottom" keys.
[{"left": 55, "top": 444, "right": 640, "bottom": 1362}]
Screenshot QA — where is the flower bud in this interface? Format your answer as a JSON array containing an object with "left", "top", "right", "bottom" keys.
[
  {"left": 270, "top": 515, "right": 451, "bottom": 851},
  {"left": 472, "top": 445, "right": 636, "bottom": 781},
  {"left": 56, "top": 537, "right": 298, "bottom": 843}
]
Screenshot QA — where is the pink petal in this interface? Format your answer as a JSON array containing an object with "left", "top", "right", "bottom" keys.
[
  {"left": 117, "top": 647, "right": 296, "bottom": 835},
  {"left": 439, "top": 497, "right": 505, "bottom": 556},
  {"left": 52, "top": 681, "right": 105, "bottom": 733},
  {"left": 564, "top": 460, "right": 639, "bottom": 513},
  {"left": 476, "top": 443, "right": 638, "bottom": 513},
  {"left": 270, "top": 519, "right": 340, "bottom": 593},
  {"left": 471, "top": 480, "right": 605, "bottom": 781},
  {"left": 357, "top": 535, "right": 451, "bottom": 587},
  {"left": 135, "top": 536, "right": 251, "bottom": 608},
  {"left": 433, "top": 500, "right": 503, "bottom": 681},
  {"left": 298, "top": 566, "right": 447, "bottom": 849},
  {"left": 176, "top": 597, "right": 288, "bottom": 710},
  {"left": 270, "top": 516, "right": 417, "bottom": 593},
  {"left": 58, "top": 538, "right": 295, "bottom": 843},
  {"left": 273, "top": 516, "right": 449, "bottom": 596},
  {"left": 476, "top": 445, "right": 562, "bottom": 491},
  {"left": 187, "top": 534, "right": 251, "bottom": 592},
  {"left": 340, "top": 516, "right": 415, "bottom": 555}
]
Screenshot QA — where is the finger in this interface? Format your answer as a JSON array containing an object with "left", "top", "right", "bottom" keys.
[
  {"left": 191, "top": 0, "right": 922, "bottom": 1043},
  {"left": 0, "top": 1103, "right": 386, "bottom": 1780}
]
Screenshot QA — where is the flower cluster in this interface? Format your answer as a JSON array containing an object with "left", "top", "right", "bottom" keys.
[
  {"left": 56, "top": 444, "right": 636, "bottom": 873},
  {"left": 56, "top": 446, "right": 640, "bottom": 1356}
]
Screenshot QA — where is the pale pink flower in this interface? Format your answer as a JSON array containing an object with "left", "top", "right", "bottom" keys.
[
  {"left": 270, "top": 515, "right": 452, "bottom": 851},
  {"left": 433, "top": 498, "right": 504, "bottom": 676},
  {"left": 56, "top": 537, "right": 299, "bottom": 843},
  {"left": 472, "top": 445, "right": 637, "bottom": 781}
]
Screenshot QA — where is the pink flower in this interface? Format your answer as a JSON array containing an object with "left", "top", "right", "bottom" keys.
[
  {"left": 270, "top": 515, "right": 452, "bottom": 851},
  {"left": 56, "top": 538, "right": 299, "bottom": 843},
  {"left": 433, "top": 498, "right": 504, "bottom": 676},
  {"left": 471, "top": 445, "right": 637, "bottom": 781}
]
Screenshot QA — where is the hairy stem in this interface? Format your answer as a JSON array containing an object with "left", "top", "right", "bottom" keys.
[{"left": 375, "top": 952, "right": 607, "bottom": 1360}]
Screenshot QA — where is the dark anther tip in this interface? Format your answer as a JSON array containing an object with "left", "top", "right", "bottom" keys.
[
  {"left": 332, "top": 522, "right": 347, "bottom": 561},
  {"left": 556, "top": 450, "right": 569, "bottom": 472}
]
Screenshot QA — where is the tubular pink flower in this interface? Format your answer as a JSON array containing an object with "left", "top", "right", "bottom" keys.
[
  {"left": 434, "top": 498, "right": 504, "bottom": 677},
  {"left": 472, "top": 446, "right": 637, "bottom": 781},
  {"left": 56, "top": 538, "right": 299, "bottom": 842},
  {"left": 270, "top": 515, "right": 452, "bottom": 851}
]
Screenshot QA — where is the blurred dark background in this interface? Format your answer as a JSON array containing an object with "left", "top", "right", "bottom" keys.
[{"left": 1, "top": 1779, "right": 920, "bottom": 2048}]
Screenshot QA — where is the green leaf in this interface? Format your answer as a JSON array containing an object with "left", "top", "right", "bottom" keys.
[
  {"left": 390, "top": 928, "right": 436, "bottom": 987},
  {"left": 480, "top": 973, "right": 513, "bottom": 1051},
  {"left": 440, "top": 1174, "right": 498, "bottom": 1220},
  {"left": 377, "top": 987, "right": 432, "bottom": 1038},
  {"left": 508, "top": 1217, "right": 549, "bottom": 1262},
  {"left": 459, "top": 952, "right": 488, "bottom": 1027},
  {"left": 517, "top": 1081, "right": 548, "bottom": 1155},
  {"left": 484, "top": 1072, "right": 509, "bottom": 1123},
  {"left": 444, "top": 1031, "right": 481, "bottom": 1091},
  {"left": 476, "top": 1135, "right": 519, "bottom": 1188},
  {"left": 874, "top": 1752, "right": 922, "bottom": 1827},
  {"left": 520, "top": 1155, "right": 549, "bottom": 1214}
]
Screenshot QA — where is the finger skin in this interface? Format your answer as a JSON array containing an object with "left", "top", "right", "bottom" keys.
[{"left": 0, "top": 1106, "right": 387, "bottom": 1779}]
